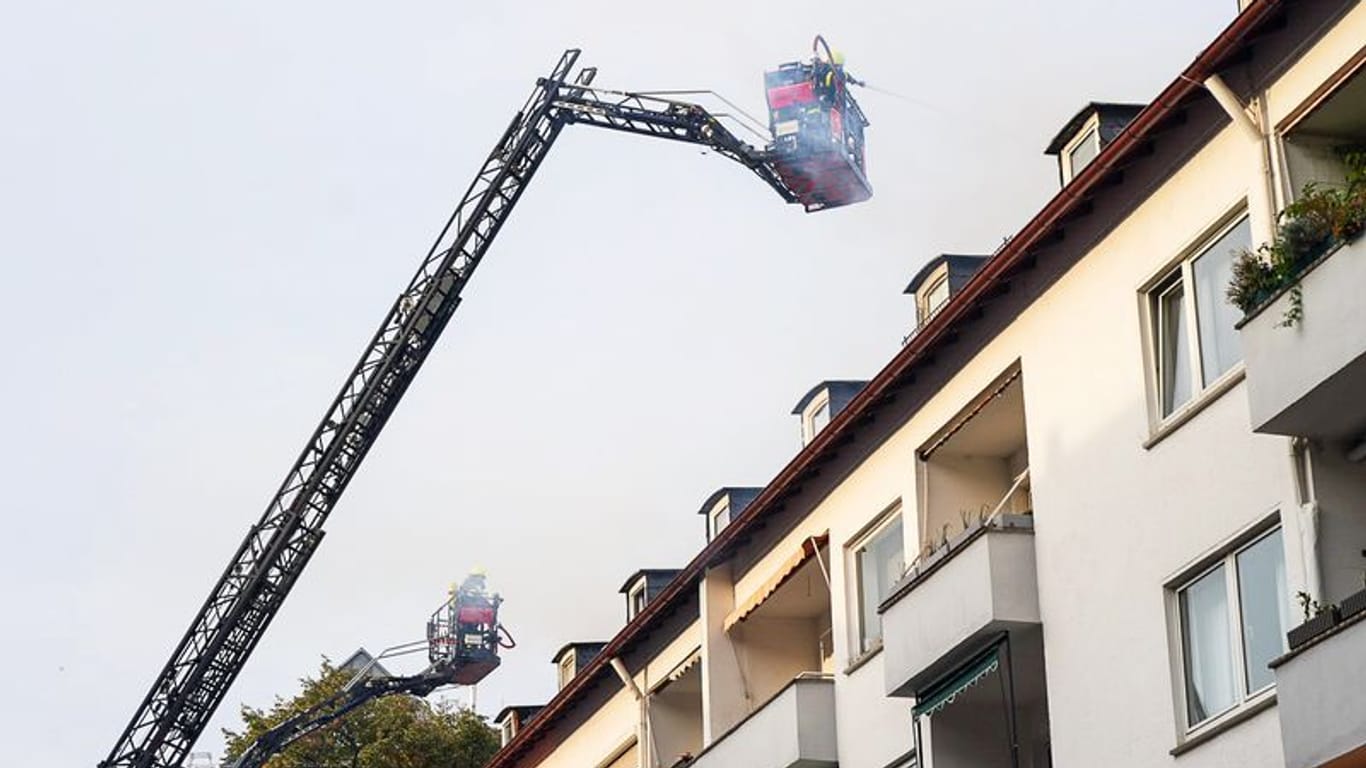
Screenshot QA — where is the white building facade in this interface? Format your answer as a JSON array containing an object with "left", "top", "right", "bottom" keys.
[{"left": 485, "top": 2, "right": 1366, "bottom": 767}]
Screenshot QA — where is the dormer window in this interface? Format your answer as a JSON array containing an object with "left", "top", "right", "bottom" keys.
[
  {"left": 500, "top": 718, "right": 515, "bottom": 746},
  {"left": 1045, "top": 102, "right": 1144, "bottom": 186},
  {"left": 698, "top": 488, "right": 762, "bottom": 542},
  {"left": 903, "top": 255, "right": 988, "bottom": 337},
  {"left": 619, "top": 569, "right": 680, "bottom": 621},
  {"left": 791, "top": 381, "right": 867, "bottom": 447}
]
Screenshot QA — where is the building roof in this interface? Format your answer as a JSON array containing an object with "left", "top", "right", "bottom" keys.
[
  {"left": 495, "top": 705, "right": 544, "bottom": 725},
  {"left": 695, "top": 486, "right": 764, "bottom": 516},
  {"left": 337, "top": 647, "right": 390, "bottom": 680},
  {"left": 902, "top": 254, "right": 991, "bottom": 296},
  {"left": 790, "top": 380, "right": 868, "bottom": 415},
  {"left": 1043, "top": 102, "right": 1146, "bottom": 155},
  {"left": 486, "top": 3, "right": 1313, "bottom": 765},
  {"left": 550, "top": 641, "right": 608, "bottom": 665},
  {"left": 617, "top": 569, "right": 682, "bottom": 594}
]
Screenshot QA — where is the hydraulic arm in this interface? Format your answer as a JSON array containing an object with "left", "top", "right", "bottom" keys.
[{"left": 100, "top": 48, "right": 832, "bottom": 768}]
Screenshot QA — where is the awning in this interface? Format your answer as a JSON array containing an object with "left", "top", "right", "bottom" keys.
[
  {"left": 913, "top": 646, "right": 1001, "bottom": 718},
  {"left": 918, "top": 367, "right": 1022, "bottom": 460},
  {"left": 723, "top": 532, "right": 829, "bottom": 632}
]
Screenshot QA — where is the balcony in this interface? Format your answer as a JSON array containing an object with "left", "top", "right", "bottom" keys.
[
  {"left": 689, "top": 674, "right": 836, "bottom": 768},
  {"left": 880, "top": 516, "right": 1040, "bottom": 697},
  {"left": 1241, "top": 235, "right": 1366, "bottom": 441},
  {"left": 1272, "top": 610, "right": 1366, "bottom": 768}
]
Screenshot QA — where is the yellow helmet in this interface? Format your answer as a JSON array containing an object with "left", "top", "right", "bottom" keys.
[{"left": 831, "top": 50, "right": 846, "bottom": 67}]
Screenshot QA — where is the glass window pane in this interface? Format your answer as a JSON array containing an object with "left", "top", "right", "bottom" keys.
[
  {"left": 1068, "top": 128, "right": 1099, "bottom": 177},
  {"left": 1159, "top": 282, "right": 1192, "bottom": 415},
  {"left": 926, "top": 277, "right": 950, "bottom": 320},
  {"left": 811, "top": 400, "right": 831, "bottom": 436},
  {"left": 1237, "top": 529, "right": 1288, "bottom": 692},
  {"left": 1194, "top": 218, "right": 1251, "bottom": 385},
  {"left": 711, "top": 502, "right": 731, "bottom": 537},
  {"left": 1180, "top": 564, "right": 1237, "bottom": 726},
  {"left": 857, "top": 516, "right": 904, "bottom": 652}
]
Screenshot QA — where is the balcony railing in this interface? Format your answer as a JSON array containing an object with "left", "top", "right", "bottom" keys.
[
  {"left": 1272, "top": 609, "right": 1366, "bottom": 768},
  {"left": 689, "top": 673, "right": 836, "bottom": 768},
  {"left": 879, "top": 515, "right": 1039, "bottom": 698},
  {"left": 1240, "top": 235, "right": 1366, "bottom": 440}
]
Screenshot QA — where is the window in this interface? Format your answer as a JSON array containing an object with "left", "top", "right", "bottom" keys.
[
  {"left": 710, "top": 500, "right": 731, "bottom": 539},
  {"left": 629, "top": 584, "right": 647, "bottom": 619},
  {"left": 852, "top": 511, "right": 904, "bottom": 654},
  {"left": 804, "top": 397, "right": 832, "bottom": 444},
  {"left": 557, "top": 653, "right": 575, "bottom": 689},
  {"left": 500, "top": 718, "right": 515, "bottom": 746},
  {"left": 1149, "top": 215, "right": 1252, "bottom": 418},
  {"left": 922, "top": 275, "right": 950, "bottom": 323},
  {"left": 1066, "top": 126, "right": 1099, "bottom": 180},
  {"left": 1174, "top": 526, "right": 1288, "bottom": 731}
]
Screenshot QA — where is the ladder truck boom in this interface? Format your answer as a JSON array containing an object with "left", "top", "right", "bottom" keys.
[{"left": 100, "top": 47, "right": 869, "bottom": 768}]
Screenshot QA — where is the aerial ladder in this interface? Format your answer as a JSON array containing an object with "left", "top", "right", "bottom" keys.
[{"left": 100, "top": 45, "right": 871, "bottom": 768}]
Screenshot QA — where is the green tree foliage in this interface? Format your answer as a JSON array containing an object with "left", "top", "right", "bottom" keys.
[{"left": 222, "top": 658, "right": 500, "bottom": 768}]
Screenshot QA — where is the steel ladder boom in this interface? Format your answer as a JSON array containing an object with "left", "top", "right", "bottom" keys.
[
  {"left": 227, "top": 670, "right": 451, "bottom": 768},
  {"left": 101, "top": 49, "right": 794, "bottom": 768}
]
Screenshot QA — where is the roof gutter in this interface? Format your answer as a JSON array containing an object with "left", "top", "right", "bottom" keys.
[{"left": 485, "top": 3, "right": 1287, "bottom": 765}]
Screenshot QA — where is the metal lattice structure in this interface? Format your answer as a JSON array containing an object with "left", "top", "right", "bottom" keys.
[{"left": 99, "top": 49, "right": 809, "bottom": 768}]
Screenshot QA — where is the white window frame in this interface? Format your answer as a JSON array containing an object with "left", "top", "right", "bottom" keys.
[
  {"left": 1141, "top": 208, "right": 1251, "bottom": 427},
  {"left": 848, "top": 504, "right": 904, "bottom": 657},
  {"left": 709, "top": 499, "right": 732, "bottom": 540},
  {"left": 920, "top": 272, "right": 950, "bottom": 325},
  {"left": 1166, "top": 520, "right": 1287, "bottom": 738},
  {"left": 628, "top": 582, "right": 647, "bottom": 620},
  {"left": 803, "top": 394, "right": 832, "bottom": 444},
  {"left": 1061, "top": 114, "right": 1101, "bottom": 183},
  {"left": 557, "top": 653, "right": 575, "bottom": 689},
  {"left": 500, "top": 717, "right": 515, "bottom": 746}
]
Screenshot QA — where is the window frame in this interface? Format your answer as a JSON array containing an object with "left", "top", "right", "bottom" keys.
[
  {"left": 628, "top": 582, "right": 647, "bottom": 620},
  {"left": 1167, "top": 520, "right": 1287, "bottom": 739},
  {"left": 1141, "top": 207, "right": 1251, "bottom": 427},
  {"left": 803, "top": 394, "right": 832, "bottom": 444},
  {"left": 848, "top": 504, "right": 905, "bottom": 657},
  {"left": 710, "top": 499, "right": 732, "bottom": 540},
  {"left": 557, "top": 653, "right": 575, "bottom": 689},
  {"left": 1062, "top": 117, "right": 1101, "bottom": 183},
  {"left": 918, "top": 268, "right": 951, "bottom": 326}
]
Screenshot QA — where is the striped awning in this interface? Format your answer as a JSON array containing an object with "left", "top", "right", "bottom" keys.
[
  {"left": 723, "top": 532, "right": 829, "bottom": 632},
  {"left": 913, "top": 646, "right": 1001, "bottom": 718}
]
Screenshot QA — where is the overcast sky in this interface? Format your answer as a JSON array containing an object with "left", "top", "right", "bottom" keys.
[{"left": 0, "top": 1, "right": 1237, "bottom": 764}]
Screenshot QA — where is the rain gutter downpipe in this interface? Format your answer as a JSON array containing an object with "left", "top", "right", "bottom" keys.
[{"left": 610, "top": 657, "right": 658, "bottom": 768}]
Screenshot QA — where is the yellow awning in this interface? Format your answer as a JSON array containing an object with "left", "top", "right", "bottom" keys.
[{"left": 723, "top": 532, "right": 829, "bottom": 632}]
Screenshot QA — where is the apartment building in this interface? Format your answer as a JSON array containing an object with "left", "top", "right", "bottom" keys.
[{"left": 484, "top": 2, "right": 1366, "bottom": 767}]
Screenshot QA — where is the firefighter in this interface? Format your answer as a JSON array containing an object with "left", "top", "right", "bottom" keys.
[
  {"left": 815, "top": 50, "right": 863, "bottom": 108},
  {"left": 453, "top": 569, "right": 497, "bottom": 658}
]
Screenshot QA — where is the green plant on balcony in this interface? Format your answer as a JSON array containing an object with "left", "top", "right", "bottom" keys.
[{"left": 1228, "top": 150, "right": 1366, "bottom": 326}]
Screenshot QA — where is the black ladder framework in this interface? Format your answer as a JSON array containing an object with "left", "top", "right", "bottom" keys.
[{"left": 101, "top": 48, "right": 796, "bottom": 768}]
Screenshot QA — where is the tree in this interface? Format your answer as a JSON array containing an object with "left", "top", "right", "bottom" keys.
[{"left": 222, "top": 658, "right": 500, "bottom": 768}]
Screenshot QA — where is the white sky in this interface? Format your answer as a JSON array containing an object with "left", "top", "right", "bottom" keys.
[{"left": 0, "top": 1, "right": 1235, "bottom": 764}]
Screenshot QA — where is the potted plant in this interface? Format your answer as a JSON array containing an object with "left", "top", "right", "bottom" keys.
[
  {"left": 1287, "top": 591, "right": 1340, "bottom": 650},
  {"left": 1228, "top": 150, "right": 1366, "bottom": 325}
]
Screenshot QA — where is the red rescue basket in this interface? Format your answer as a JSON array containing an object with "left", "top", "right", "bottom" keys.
[{"left": 763, "top": 38, "right": 872, "bottom": 212}]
